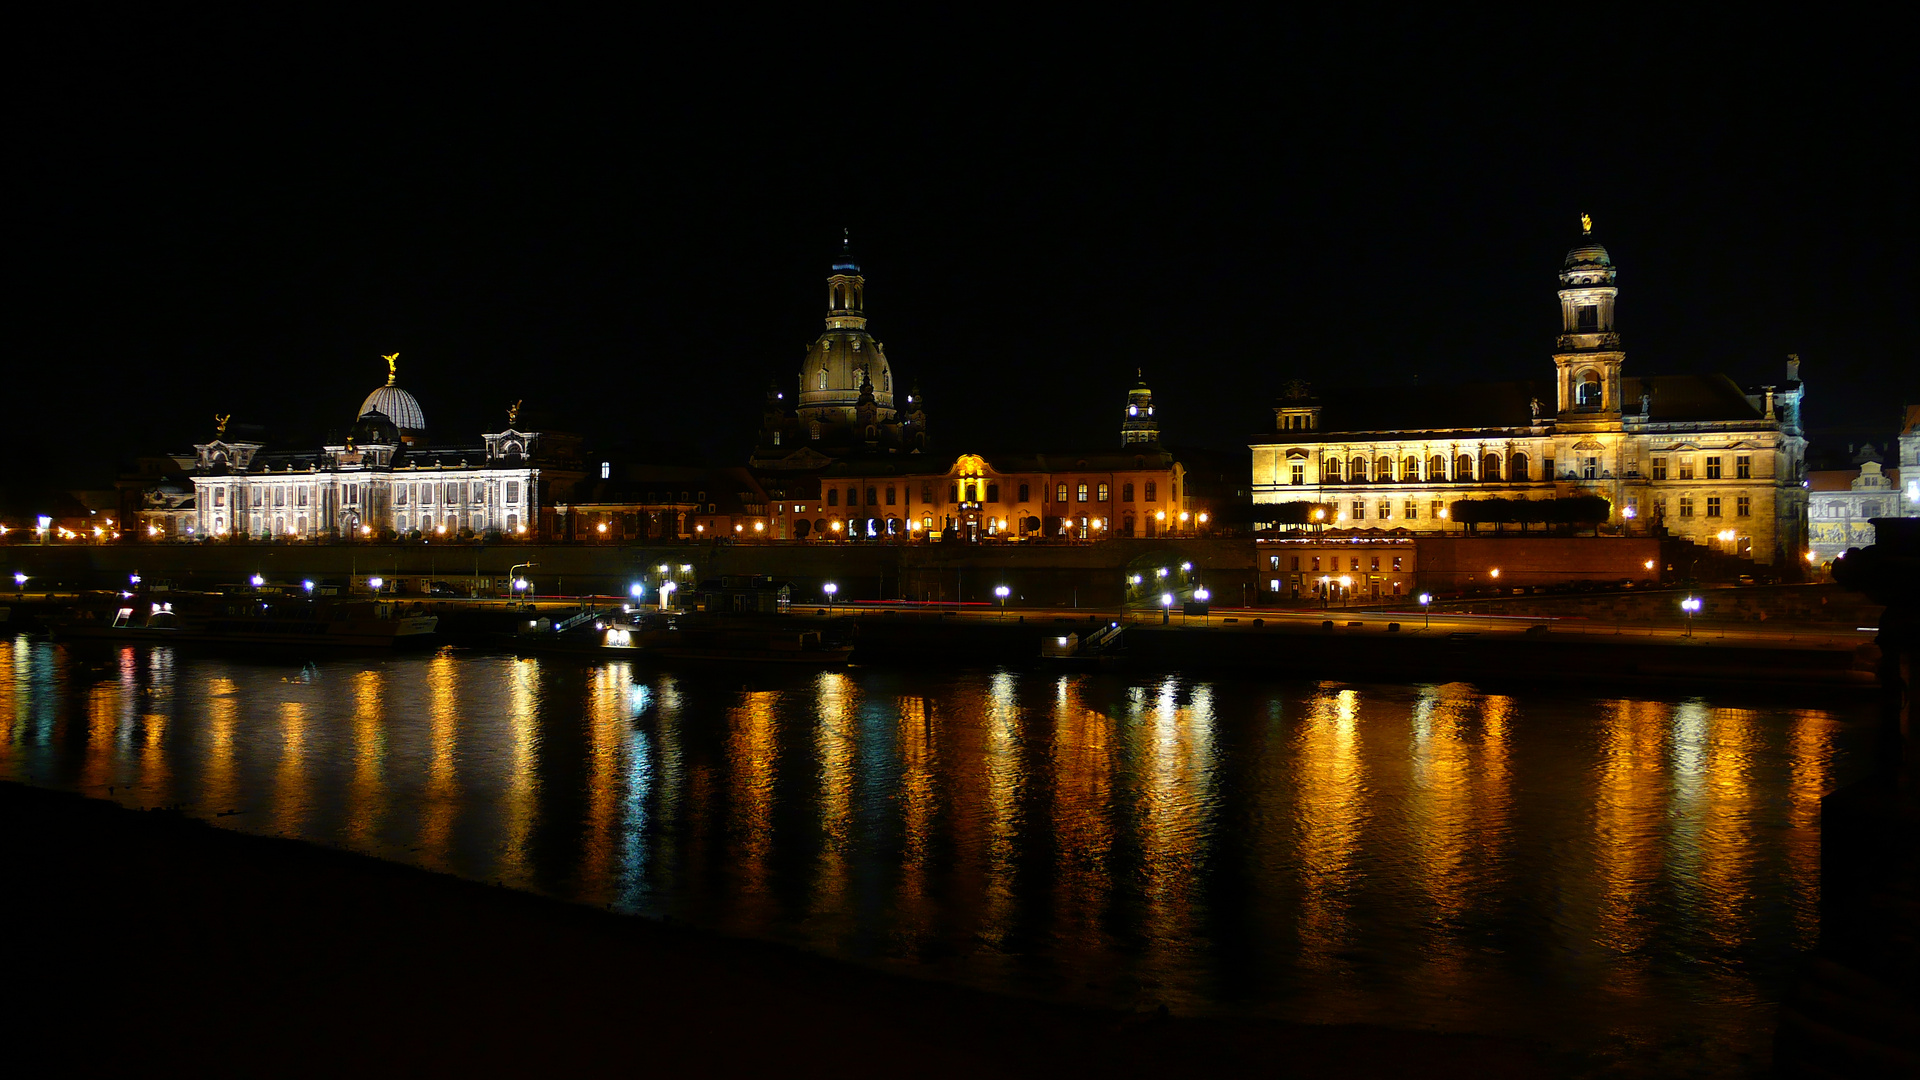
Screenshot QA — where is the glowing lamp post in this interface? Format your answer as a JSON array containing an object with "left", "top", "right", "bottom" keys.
[
  {"left": 13, "top": 573, "right": 25, "bottom": 594},
  {"left": 1681, "top": 595, "right": 1701, "bottom": 637},
  {"left": 994, "top": 584, "right": 1010, "bottom": 617},
  {"left": 629, "top": 582, "right": 645, "bottom": 608},
  {"left": 251, "top": 573, "right": 265, "bottom": 588},
  {"left": 303, "top": 580, "right": 315, "bottom": 596},
  {"left": 130, "top": 573, "right": 142, "bottom": 587},
  {"left": 822, "top": 581, "right": 838, "bottom": 608},
  {"left": 1419, "top": 592, "right": 1432, "bottom": 629},
  {"left": 1160, "top": 591, "right": 1173, "bottom": 624}
]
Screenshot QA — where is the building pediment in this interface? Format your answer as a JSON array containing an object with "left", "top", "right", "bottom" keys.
[
  {"left": 1571, "top": 439, "right": 1607, "bottom": 450},
  {"left": 1285, "top": 448, "right": 1311, "bottom": 459}
]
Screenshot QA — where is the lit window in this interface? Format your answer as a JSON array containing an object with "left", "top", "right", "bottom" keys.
[
  {"left": 601, "top": 461, "right": 610, "bottom": 479},
  {"left": 1098, "top": 483, "right": 1109, "bottom": 501},
  {"left": 1077, "top": 483, "right": 1089, "bottom": 502}
]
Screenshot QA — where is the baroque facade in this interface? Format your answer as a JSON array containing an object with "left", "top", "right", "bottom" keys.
[
  {"left": 157, "top": 358, "right": 582, "bottom": 540},
  {"left": 1808, "top": 445, "right": 1909, "bottom": 565},
  {"left": 1250, "top": 221, "right": 1810, "bottom": 564}
]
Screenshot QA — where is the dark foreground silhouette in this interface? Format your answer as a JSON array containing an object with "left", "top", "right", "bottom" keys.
[{"left": 3, "top": 783, "right": 1547, "bottom": 1078}]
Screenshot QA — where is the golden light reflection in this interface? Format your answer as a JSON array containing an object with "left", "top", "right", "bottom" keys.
[
  {"left": 1295, "top": 684, "right": 1363, "bottom": 971},
  {"left": 1594, "top": 699, "right": 1667, "bottom": 962},
  {"left": 812, "top": 671, "right": 856, "bottom": 916},
  {"left": 204, "top": 676, "right": 239, "bottom": 812},
  {"left": 498, "top": 657, "right": 537, "bottom": 890},
  {"left": 418, "top": 650, "right": 460, "bottom": 870},
  {"left": 1131, "top": 675, "right": 1214, "bottom": 984},
  {"left": 1408, "top": 684, "right": 1473, "bottom": 958},
  {"left": 980, "top": 671, "right": 1023, "bottom": 938},
  {"left": 1699, "top": 704, "right": 1760, "bottom": 951},
  {"left": 272, "top": 700, "right": 309, "bottom": 834},
  {"left": 727, "top": 686, "right": 780, "bottom": 915},
  {"left": 347, "top": 669, "right": 387, "bottom": 847},
  {"left": 1786, "top": 709, "right": 1837, "bottom": 943},
  {"left": 579, "top": 662, "right": 627, "bottom": 896},
  {"left": 1050, "top": 676, "right": 1114, "bottom": 936},
  {"left": 896, "top": 694, "right": 936, "bottom": 922}
]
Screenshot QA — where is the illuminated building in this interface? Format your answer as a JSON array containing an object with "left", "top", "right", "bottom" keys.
[
  {"left": 1808, "top": 445, "right": 1904, "bottom": 565},
  {"left": 164, "top": 357, "right": 582, "bottom": 540},
  {"left": 1250, "top": 219, "right": 1810, "bottom": 565}
]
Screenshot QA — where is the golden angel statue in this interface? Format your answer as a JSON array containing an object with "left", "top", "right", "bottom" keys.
[
  {"left": 382, "top": 352, "right": 399, "bottom": 386},
  {"left": 214, "top": 413, "right": 231, "bottom": 439}
]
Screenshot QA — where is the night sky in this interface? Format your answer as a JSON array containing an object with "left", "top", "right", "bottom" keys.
[{"left": 13, "top": 13, "right": 1913, "bottom": 497}]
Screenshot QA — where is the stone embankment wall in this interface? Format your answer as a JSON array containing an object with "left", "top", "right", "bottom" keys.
[
  {"left": 1, "top": 537, "right": 1259, "bottom": 607},
  {"left": 1417, "top": 583, "right": 1882, "bottom": 627},
  {"left": 1416, "top": 534, "right": 1662, "bottom": 591}
]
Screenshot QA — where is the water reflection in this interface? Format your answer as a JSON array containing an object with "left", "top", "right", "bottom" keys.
[{"left": 0, "top": 634, "right": 1869, "bottom": 1073}]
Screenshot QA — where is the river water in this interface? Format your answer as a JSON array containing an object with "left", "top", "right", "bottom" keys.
[{"left": 0, "top": 634, "right": 1871, "bottom": 1075}]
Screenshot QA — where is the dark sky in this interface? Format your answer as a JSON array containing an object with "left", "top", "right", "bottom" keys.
[{"left": 13, "top": 13, "right": 1914, "bottom": 495}]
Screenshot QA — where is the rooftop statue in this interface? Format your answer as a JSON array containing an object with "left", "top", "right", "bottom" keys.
[
  {"left": 214, "top": 413, "right": 230, "bottom": 439},
  {"left": 1581, "top": 213, "right": 1593, "bottom": 235},
  {"left": 382, "top": 352, "right": 399, "bottom": 387},
  {"left": 507, "top": 400, "right": 521, "bottom": 427}
]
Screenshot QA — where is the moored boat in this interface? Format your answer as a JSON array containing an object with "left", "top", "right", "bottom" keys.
[{"left": 53, "top": 594, "right": 438, "bottom": 648}]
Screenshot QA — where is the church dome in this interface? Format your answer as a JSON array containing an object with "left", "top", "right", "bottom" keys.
[
  {"left": 359, "top": 385, "right": 426, "bottom": 437},
  {"left": 797, "top": 330, "right": 897, "bottom": 422},
  {"left": 1563, "top": 240, "right": 1612, "bottom": 271}
]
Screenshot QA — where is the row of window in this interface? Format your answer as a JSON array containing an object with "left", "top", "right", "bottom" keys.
[
  {"left": 1292, "top": 452, "right": 1759, "bottom": 484},
  {"left": 218, "top": 480, "right": 526, "bottom": 510},
  {"left": 1269, "top": 554, "right": 1406, "bottom": 572},
  {"left": 823, "top": 480, "right": 1167, "bottom": 507},
  {"left": 1662, "top": 495, "right": 1753, "bottom": 519},
  {"left": 1649, "top": 455, "right": 1753, "bottom": 481}
]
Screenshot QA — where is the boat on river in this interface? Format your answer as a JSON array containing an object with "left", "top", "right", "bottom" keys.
[{"left": 53, "top": 594, "right": 438, "bottom": 648}]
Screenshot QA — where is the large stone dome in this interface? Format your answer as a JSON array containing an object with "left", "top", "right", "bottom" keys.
[
  {"left": 796, "top": 330, "right": 897, "bottom": 422},
  {"left": 359, "top": 385, "right": 426, "bottom": 439}
]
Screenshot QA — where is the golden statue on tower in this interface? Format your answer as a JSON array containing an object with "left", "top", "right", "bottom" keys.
[
  {"left": 1581, "top": 213, "right": 1593, "bottom": 235},
  {"left": 214, "top": 414, "right": 230, "bottom": 439},
  {"left": 382, "top": 352, "right": 399, "bottom": 386},
  {"left": 507, "top": 400, "right": 521, "bottom": 427}
]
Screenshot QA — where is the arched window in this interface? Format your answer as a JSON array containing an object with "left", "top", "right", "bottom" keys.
[
  {"left": 1350, "top": 456, "right": 1368, "bottom": 482},
  {"left": 1404, "top": 456, "right": 1420, "bottom": 481},
  {"left": 1430, "top": 455, "right": 1446, "bottom": 481},
  {"left": 1456, "top": 454, "right": 1474, "bottom": 481},
  {"left": 1577, "top": 370, "right": 1603, "bottom": 408},
  {"left": 1511, "top": 452, "right": 1529, "bottom": 481},
  {"left": 1325, "top": 458, "right": 1342, "bottom": 482},
  {"left": 1376, "top": 456, "right": 1393, "bottom": 481},
  {"left": 1483, "top": 453, "right": 1502, "bottom": 481}
]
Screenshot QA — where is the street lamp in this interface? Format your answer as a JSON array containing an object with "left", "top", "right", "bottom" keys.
[
  {"left": 1161, "top": 591, "right": 1173, "bottom": 624},
  {"left": 303, "top": 580, "right": 315, "bottom": 596},
  {"left": 12, "top": 573, "right": 25, "bottom": 593},
  {"left": 1681, "top": 595, "right": 1701, "bottom": 637},
  {"left": 1419, "top": 592, "right": 1432, "bottom": 629},
  {"left": 995, "top": 584, "right": 1010, "bottom": 616},
  {"left": 630, "top": 582, "right": 645, "bottom": 607},
  {"left": 130, "top": 573, "right": 142, "bottom": 586},
  {"left": 823, "top": 582, "right": 838, "bottom": 606},
  {"left": 368, "top": 576, "right": 384, "bottom": 594},
  {"left": 251, "top": 573, "right": 265, "bottom": 587}
]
